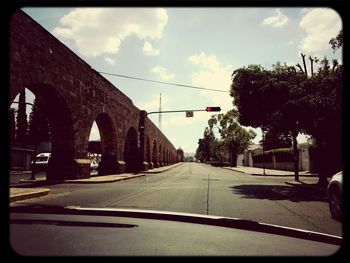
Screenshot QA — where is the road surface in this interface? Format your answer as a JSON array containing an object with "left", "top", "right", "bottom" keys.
[{"left": 11, "top": 162, "right": 342, "bottom": 236}]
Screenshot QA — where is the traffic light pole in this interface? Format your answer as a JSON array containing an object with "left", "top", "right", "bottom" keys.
[
  {"left": 146, "top": 107, "right": 221, "bottom": 116},
  {"left": 146, "top": 109, "right": 208, "bottom": 116}
]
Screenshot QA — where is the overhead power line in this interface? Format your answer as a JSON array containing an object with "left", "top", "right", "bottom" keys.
[{"left": 97, "top": 71, "right": 229, "bottom": 93}]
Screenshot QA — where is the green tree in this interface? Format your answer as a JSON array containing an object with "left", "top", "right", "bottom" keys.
[
  {"left": 230, "top": 48, "right": 342, "bottom": 186},
  {"left": 297, "top": 57, "right": 342, "bottom": 186},
  {"left": 329, "top": 30, "right": 343, "bottom": 52},
  {"left": 27, "top": 98, "right": 51, "bottom": 147},
  {"left": 16, "top": 89, "right": 28, "bottom": 146},
  {"left": 208, "top": 110, "right": 256, "bottom": 167},
  {"left": 260, "top": 127, "right": 292, "bottom": 151},
  {"left": 195, "top": 127, "right": 216, "bottom": 162},
  {"left": 211, "top": 139, "right": 226, "bottom": 165},
  {"left": 231, "top": 63, "right": 306, "bottom": 180}
]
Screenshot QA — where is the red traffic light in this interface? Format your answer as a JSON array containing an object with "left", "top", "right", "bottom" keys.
[{"left": 206, "top": 107, "right": 221, "bottom": 112}]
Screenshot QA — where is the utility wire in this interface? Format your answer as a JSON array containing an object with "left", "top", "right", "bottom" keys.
[{"left": 97, "top": 71, "right": 229, "bottom": 93}]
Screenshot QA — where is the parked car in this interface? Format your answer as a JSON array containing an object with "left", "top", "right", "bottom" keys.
[
  {"left": 30, "top": 153, "right": 51, "bottom": 173},
  {"left": 327, "top": 171, "right": 342, "bottom": 220},
  {"left": 90, "top": 160, "right": 99, "bottom": 171}
]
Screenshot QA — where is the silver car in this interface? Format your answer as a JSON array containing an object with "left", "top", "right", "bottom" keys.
[{"left": 327, "top": 171, "right": 342, "bottom": 220}]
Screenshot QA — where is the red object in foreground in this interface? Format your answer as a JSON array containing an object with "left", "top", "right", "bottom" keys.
[{"left": 206, "top": 107, "right": 221, "bottom": 112}]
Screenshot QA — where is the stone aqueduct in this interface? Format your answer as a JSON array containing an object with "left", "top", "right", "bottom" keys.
[{"left": 9, "top": 10, "right": 179, "bottom": 180}]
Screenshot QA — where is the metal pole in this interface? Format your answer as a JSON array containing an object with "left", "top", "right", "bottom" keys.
[
  {"left": 147, "top": 109, "right": 213, "bottom": 116},
  {"left": 262, "top": 129, "right": 266, "bottom": 176},
  {"left": 30, "top": 144, "right": 37, "bottom": 180}
]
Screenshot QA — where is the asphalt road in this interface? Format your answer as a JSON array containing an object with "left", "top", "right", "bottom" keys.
[{"left": 11, "top": 162, "right": 342, "bottom": 236}]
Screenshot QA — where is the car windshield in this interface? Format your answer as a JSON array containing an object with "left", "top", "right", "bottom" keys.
[
  {"left": 9, "top": 4, "right": 344, "bottom": 257},
  {"left": 35, "top": 157, "right": 48, "bottom": 162}
]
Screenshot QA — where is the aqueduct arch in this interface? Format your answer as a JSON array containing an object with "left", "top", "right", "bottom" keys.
[{"left": 10, "top": 9, "right": 178, "bottom": 180}]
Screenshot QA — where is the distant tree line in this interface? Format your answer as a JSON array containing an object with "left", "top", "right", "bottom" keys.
[
  {"left": 195, "top": 110, "right": 256, "bottom": 167},
  {"left": 9, "top": 90, "right": 51, "bottom": 149}
]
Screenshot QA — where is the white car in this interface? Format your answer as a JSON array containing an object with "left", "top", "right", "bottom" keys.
[
  {"left": 30, "top": 153, "right": 51, "bottom": 172},
  {"left": 90, "top": 160, "right": 99, "bottom": 171},
  {"left": 327, "top": 171, "right": 342, "bottom": 220}
]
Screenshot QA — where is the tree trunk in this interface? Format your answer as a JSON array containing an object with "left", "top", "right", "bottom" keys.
[
  {"left": 292, "top": 132, "right": 299, "bottom": 181},
  {"left": 231, "top": 150, "right": 237, "bottom": 167},
  {"left": 316, "top": 141, "right": 330, "bottom": 187}
]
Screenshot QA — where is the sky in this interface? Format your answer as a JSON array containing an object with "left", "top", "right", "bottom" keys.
[{"left": 13, "top": 7, "right": 342, "bottom": 154}]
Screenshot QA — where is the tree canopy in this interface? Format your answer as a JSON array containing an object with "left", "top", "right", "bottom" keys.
[
  {"left": 27, "top": 98, "right": 51, "bottom": 147},
  {"left": 196, "top": 110, "right": 256, "bottom": 167},
  {"left": 229, "top": 30, "right": 343, "bottom": 185}
]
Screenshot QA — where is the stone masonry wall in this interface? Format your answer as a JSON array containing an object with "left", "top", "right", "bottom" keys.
[{"left": 10, "top": 9, "right": 177, "bottom": 180}]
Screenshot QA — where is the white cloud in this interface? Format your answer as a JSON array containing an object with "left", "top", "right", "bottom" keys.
[
  {"left": 151, "top": 66, "right": 175, "bottom": 81},
  {"left": 300, "top": 8, "right": 310, "bottom": 15},
  {"left": 187, "top": 52, "right": 234, "bottom": 112},
  {"left": 143, "top": 41, "right": 160, "bottom": 55},
  {"left": 262, "top": 9, "right": 289, "bottom": 28},
  {"left": 51, "top": 8, "right": 168, "bottom": 57},
  {"left": 286, "top": 41, "right": 294, "bottom": 46},
  {"left": 163, "top": 111, "right": 211, "bottom": 127},
  {"left": 89, "top": 122, "right": 100, "bottom": 141},
  {"left": 140, "top": 95, "right": 168, "bottom": 112},
  {"left": 299, "top": 8, "right": 341, "bottom": 53},
  {"left": 164, "top": 115, "right": 193, "bottom": 126},
  {"left": 104, "top": 57, "right": 116, "bottom": 65}
]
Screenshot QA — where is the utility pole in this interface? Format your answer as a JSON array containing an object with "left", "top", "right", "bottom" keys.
[{"left": 159, "top": 93, "right": 162, "bottom": 131}]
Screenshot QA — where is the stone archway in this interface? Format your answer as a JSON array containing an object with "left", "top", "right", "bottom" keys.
[
  {"left": 159, "top": 144, "right": 162, "bottom": 166},
  {"left": 12, "top": 83, "right": 77, "bottom": 180},
  {"left": 93, "top": 113, "right": 118, "bottom": 175},
  {"left": 152, "top": 141, "right": 158, "bottom": 168},
  {"left": 145, "top": 136, "right": 151, "bottom": 168},
  {"left": 124, "top": 127, "right": 139, "bottom": 173}
]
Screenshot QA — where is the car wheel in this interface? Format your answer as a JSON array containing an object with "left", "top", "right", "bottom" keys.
[{"left": 329, "top": 187, "right": 342, "bottom": 220}]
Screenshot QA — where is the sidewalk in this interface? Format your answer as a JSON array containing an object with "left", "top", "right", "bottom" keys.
[
  {"left": 223, "top": 165, "right": 318, "bottom": 177},
  {"left": 10, "top": 162, "right": 183, "bottom": 202},
  {"left": 223, "top": 165, "right": 326, "bottom": 193}
]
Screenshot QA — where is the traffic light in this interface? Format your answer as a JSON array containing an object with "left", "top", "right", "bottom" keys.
[{"left": 206, "top": 107, "right": 221, "bottom": 112}]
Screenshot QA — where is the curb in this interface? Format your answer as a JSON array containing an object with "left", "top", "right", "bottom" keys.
[
  {"left": 222, "top": 167, "right": 247, "bottom": 174},
  {"left": 10, "top": 188, "right": 50, "bottom": 202},
  {"left": 223, "top": 167, "right": 294, "bottom": 176},
  {"left": 222, "top": 167, "right": 319, "bottom": 177},
  {"left": 63, "top": 174, "right": 146, "bottom": 184},
  {"left": 251, "top": 173, "right": 295, "bottom": 177},
  {"left": 143, "top": 163, "right": 183, "bottom": 174}
]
